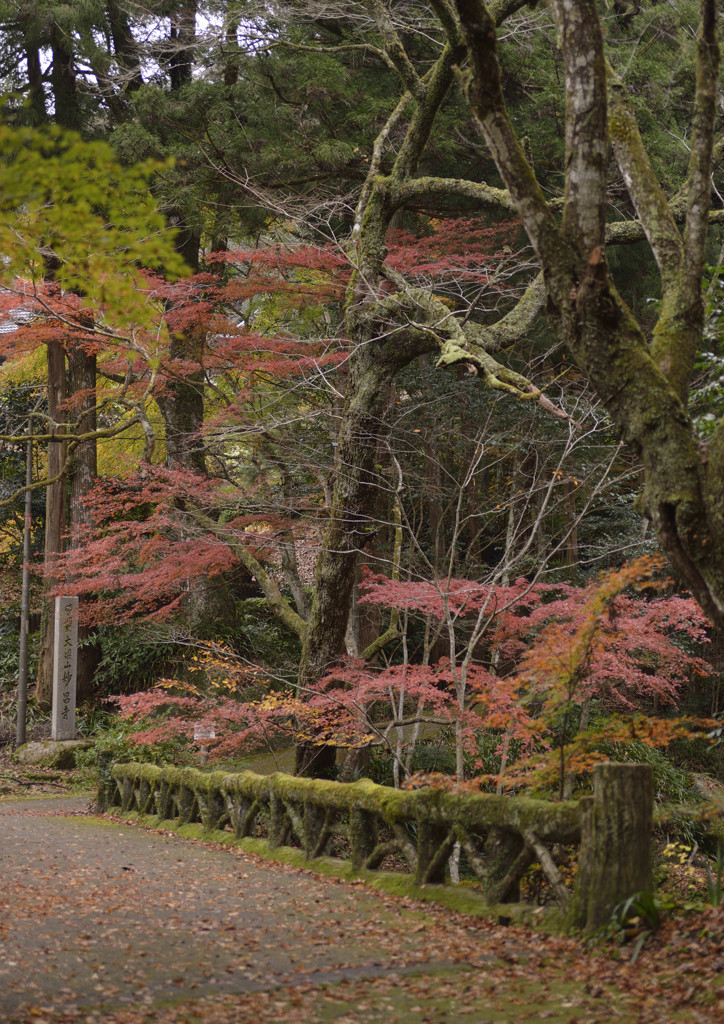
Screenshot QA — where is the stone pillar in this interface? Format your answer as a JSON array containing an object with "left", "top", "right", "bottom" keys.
[
  {"left": 572, "top": 762, "right": 653, "bottom": 932},
  {"left": 51, "top": 596, "right": 79, "bottom": 740}
]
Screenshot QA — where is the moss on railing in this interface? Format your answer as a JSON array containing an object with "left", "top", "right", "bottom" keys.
[{"left": 101, "top": 761, "right": 655, "bottom": 933}]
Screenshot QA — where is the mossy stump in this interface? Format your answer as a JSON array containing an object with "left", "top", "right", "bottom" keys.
[{"left": 571, "top": 762, "right": 653, "bottom": 933}]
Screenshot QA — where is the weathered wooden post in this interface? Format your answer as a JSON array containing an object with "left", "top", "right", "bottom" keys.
[
  {"left": 50, "top": 596, "right": 79, "bottom": 741},
  {"left": 572, "top": 762, "right": 653, "bottom": 932}
]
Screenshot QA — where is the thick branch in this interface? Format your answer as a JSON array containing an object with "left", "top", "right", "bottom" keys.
[
  {"left": 188, "top": 508, "right": 308, "bottom": 640},
  {"left": 452, "top": 0, "right": 564, "bottom": 270},
  {"left": 607, "top": 69, "right": 682, "bottom": 286},
  {"left": 467, "top": 272, "right": 545, "bottom": 353},
  {"left": 392, "top": 175, "right": 516, "bottom": 214},
  {"left": 391, "top": 44, "right": 464, "bottom": 184},
  {"left": 364, "top": 0, "right": 423, "bottom": 97}
]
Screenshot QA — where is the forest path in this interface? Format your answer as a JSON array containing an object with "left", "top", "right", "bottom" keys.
[{"left": 0, "top": 795, "right": 718, "bottom": 1024}]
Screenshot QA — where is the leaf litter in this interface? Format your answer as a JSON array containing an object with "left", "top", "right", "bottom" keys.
[{"left": 0, "top": 792, "right": 722, "bottom": 1023}]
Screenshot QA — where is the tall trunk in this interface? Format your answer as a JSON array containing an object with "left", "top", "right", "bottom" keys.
[
  {"left": 157, "top": 336, "right": 206, "bottom": 475},
  {"left": 69, "top": 348, "right": 99, "bottom": 703},
  {"left": 35, "top": 10, "right": 79, "bottom": 698},
  {"left": 106, "top": 0, "right": 143, "bottom": 92},
  {"left": 298, "top": 341, "right": 418, "bottom": 688},
  {"left": 50, "top": 28, "right": 81, "bottom": 131},
  {"left": 168, "top": 0, "right": 197, "bottom": 91},
  {"left": 24, "top": 40, "right": 46, "bottom": 123},
  {"left": 157, "top": 311, "right": 241, "bottom": 632},
  {"left": 159, "top": 209, "right": 204, "bottom": 469},
  {"left": 36, "top": 341, "right": 67, "bottom": 708}
]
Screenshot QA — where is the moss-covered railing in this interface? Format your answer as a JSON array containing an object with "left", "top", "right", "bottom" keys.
[{"left": 100, "top": 761, "right": 654, "bottom": 932}]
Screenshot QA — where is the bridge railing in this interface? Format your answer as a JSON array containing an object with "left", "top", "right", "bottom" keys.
[{"left": 101, "top": 760, "right": 653, "bottom": 932}]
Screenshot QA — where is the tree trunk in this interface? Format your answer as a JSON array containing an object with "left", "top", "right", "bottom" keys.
[
  {"left": 24, "top": 38, "right": 46, "bottom": 123},
  {"left": 50, "top": 27, "right": 81, "bottom": 131},
  {"left": 157, "top": 355, "right": 206, "bottom": 476},
  {"left": 106, "top": 0, "right": 143, "bottom": 92},
  {"left": 36, "top": 341, "right": 67, "bottom": 708},
  {"left": 453, "top": 0, "right": 724, "bottom": 629},
  {"left": 168, "top": 0, "right": 197, "bottom": 91},
  {"left": 293, "top": 742, "right": 338, "bottom": 779},
  {"left": 69, "top": 347, "right": 99, "bottom": 703},
  {"left": 298, "top": 335, "right": 430, "bottom": 689}
]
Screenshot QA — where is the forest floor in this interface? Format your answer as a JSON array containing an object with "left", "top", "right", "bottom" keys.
[{"left": 0, "top": 760, "right": 723, "bottom": 1023}]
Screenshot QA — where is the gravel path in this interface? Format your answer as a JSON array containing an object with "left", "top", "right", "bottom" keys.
[{"left": 0, "top": 796, "right": 486, "bottom": 1021}]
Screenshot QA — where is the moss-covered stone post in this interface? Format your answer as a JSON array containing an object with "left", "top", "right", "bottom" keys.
[
  {"left": 120, "top": 776, "right": 134, "bottom": 813},
  {"left": 415, "top": 823, "right": 450, "bottom": 885},
  {"left": 483, "top": 828, "right": 528, "bottom": 903},
  {"left": 177, "top": 785, "right": 196, "bottom": 825},
  {"left": 269, "top": 793, "right": 288, "bottom": 847},
  {"left": 95, "top": 751, "right": 116, "bottom": 811},
  {"left": 302, "top": 801, "right": 325, "bottom": 857},
  {"left": 572, "top": 762, "right": 653, "bottom": 933},
  {"left": 199, "top": 790, "right": 225, "bottom": 831},
  {"left": 137, "top": 778, "right": 153, "bottom": 815},
  {"left": 350, "top": 807, "right": 378, "bottom": 869},
  {"left": 154, "top": 780, "right": 171, "bottom": 820}
]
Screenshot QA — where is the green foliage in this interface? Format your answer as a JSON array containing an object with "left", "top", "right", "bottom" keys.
[
  {"left": 0, "top": 621, "right": 38, "bottom": 690},
  {"left": 0, "top": 122, "right": 186, "bottom": 319},
  {"left": 236, "top": 598, "right": 302, "bottom": 681},
  {"left": 368, "top": 737, "right": 457, "bottom": 787},
  {"left": 598, "top": 740, "right": 698, "bottom": 805},
  {"left": 704, "top": 842, "right": 724, "bottom": 909},
  {"left": 473, "top": 731, "right": 524, "bottom": 777},
  {"left": 607, "top": 891, "right": 662, "bottom": 963},
  {"left": 91, "top": 626, "right": 178, "bottom": 697},
  {"left": 75, "top": 712, "right": 194, "bottom": 794}
]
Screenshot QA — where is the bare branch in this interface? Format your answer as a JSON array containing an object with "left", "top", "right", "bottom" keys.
[{"left": 452, "top": 0, "right": 563, "bottom": 270}]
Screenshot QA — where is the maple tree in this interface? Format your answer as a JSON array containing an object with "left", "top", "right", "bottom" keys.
[
  {"left": 0, "top": 120, "right": 186, "bottom": 702},
  {"left": 107, "top": 557, "right": 716, "bottom": 797},
  {"left": 40, "top": 215, "right": 529, "bottom": 628},
  {"left": 2, "top": 2, "right": 723, "bottom": 795}
]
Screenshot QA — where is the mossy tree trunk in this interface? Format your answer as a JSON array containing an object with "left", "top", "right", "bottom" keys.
[
  {"left": 68, "top": 346, "right": 99, "bottom": 703},
  {"left": 297, "top": 1, "right": 544, "bottom": 706},
  {"left": 36, "top": 340, "right": 67, "bottom": 709},
  {"left": 452, "top": 0, "right": 724, "bottom": 627}
]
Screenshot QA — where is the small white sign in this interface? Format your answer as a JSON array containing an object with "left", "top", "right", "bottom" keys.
[{"left": 193, "top": 726, "right": 216, "bottom": 741}]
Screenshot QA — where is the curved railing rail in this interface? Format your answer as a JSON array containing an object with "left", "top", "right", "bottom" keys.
[{"left": 101, "top": 760, "right": 654, "bottom": 932}]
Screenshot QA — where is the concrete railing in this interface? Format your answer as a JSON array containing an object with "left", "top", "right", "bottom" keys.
[{"left": 101, "top": 760, "right": 654, "bottom": 932}]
